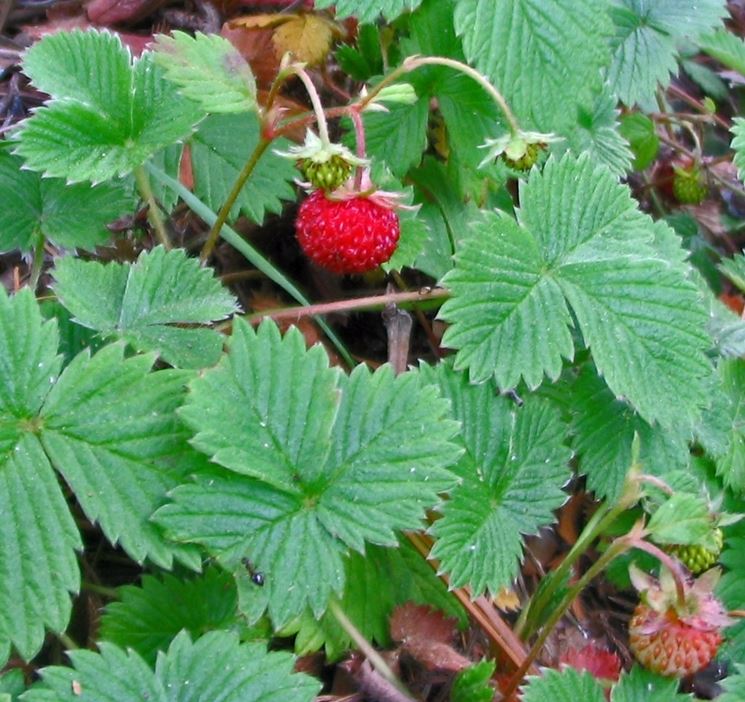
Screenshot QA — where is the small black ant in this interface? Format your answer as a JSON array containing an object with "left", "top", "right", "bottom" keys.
[{"left": 241, "top": 558, "right": 265, "bottom": 587}]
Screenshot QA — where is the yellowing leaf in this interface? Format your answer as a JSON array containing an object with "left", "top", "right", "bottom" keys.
[{"left": 272, "top": 14, "right": 337, "bottom": 65}]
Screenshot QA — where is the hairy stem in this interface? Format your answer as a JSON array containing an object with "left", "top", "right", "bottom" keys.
[
  {"left": 503, "top": 540, "right": 630, "bottom": 700},
  {"left": 329, "top": 599, "right": 416, "bottom": 701},
  {"left": 402, "top": 56, "right": 520, "bottom": 134},
  {"left": 349, "top": 108, "right": 367, "bottom": 189},
  {"left": 28, "top": 235, "right": 45, "bottom": 292},
  {"left": 134, "top": 165, "right": 171, "bottom": 250},
  {"left": 199, "top": 137, "right": 272, "bottom": 262},
  {"left": 244, "top": 287, "right": 449, "bottom": 324},
  {"left": 294, "top": 66, "right": 332, "bottom": 145}
]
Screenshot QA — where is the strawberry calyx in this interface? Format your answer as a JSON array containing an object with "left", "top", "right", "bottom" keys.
[
  {"left": 275, "top": 129, "right": 368, "bottom": 192},
  {"left": 478, "top": 129, "right": 562, "bottom": 170}
]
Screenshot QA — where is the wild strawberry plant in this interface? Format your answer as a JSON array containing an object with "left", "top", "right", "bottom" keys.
[{"left": 1, "top": 0, "right": 745, "bottom": 699}]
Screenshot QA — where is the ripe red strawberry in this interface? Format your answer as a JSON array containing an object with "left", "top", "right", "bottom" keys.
[
  {"left": 628, "top": 566, "right": 731, "bottom": 678},
  {"left": 295, "top": 190, "right": 400, "bottom": 274}
]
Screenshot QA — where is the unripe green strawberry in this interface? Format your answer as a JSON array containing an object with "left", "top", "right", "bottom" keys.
[
  {"left": 502, "top": 142, "right": 543, "bottom": 171},
  {"left": 667, "top": 528, "right": 723, "bottom": 575},
  {"left": 299, "top": 155, "right": 354, "bottom": 192},
  {"left": 672, "top": 166, "right": 708, "bottom": 204}
]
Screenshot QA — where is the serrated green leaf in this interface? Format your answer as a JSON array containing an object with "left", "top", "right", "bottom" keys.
[
  {"left": 0, "top": 288, "right": 80, "bottom": 664},
  {"left": 99, "top": 568, "right": 259, "bottom": 666},
  {"left": 16, "top": 30, "right": 202, "bottom": 182},
  {"left": 439, "top": 153, "right": 712, "bottom": 428},
  {"left": 53, "top": 247, "right": 238, "bottom": 369},
  {"left": 732, "top": 118, "right": 745, "bottom": 183},
  {"left": 608, "top": 0, "right": 727, "bottom": 108},
  {"left": 153, "top": 32, "right": 256, "bottom": 114},
  {"left": 23, "top": 631, "right": 320, "bottom": 702},
  {"left": 424, "top": 363, "right": 571, "bottom": 596},
  {"left": 0, "top": 145, "right": 130, "bottom": 252},
  {"left": 454, "top": 0, "right": 612, "bottom": 133},
  {"left": 720, "top": 253, "right": 745, "bottom": 294},
  {"left": 440, "top": 211, "right": 573, "bottom": 389},
  {"left": 700, "top": 29, "right": 745, "bottom": 75},
  {"left": 569, "top": 364, "right": 690, "bottom": 501},
  {"left": 0, "top": 669, "right": 24, "bottom": 699},
  {"left": 357, "top": 95, "right": 429, "bottom": 178},
  {"left": 190, "top": 112, "right": 297, "bottom": 223},
  {"left": 681, "top": 59, "right": 728, "bottom": 101},
  {"left": 619, "top": 112, "right": 659, "bottom": 171},
  {"left": 40, "top": 344, "right": 201, "bottom": 569},
  {"left": 0, "top": 434, "right": 80, "bottom": 663},
  {"left": 336, "top": 25, "right": 383, "bottom": 81},
  {"left": 314, "top": 0, "right": 423, "bottom": 22},
  {"left": 155, "top": 320, "right": 460, "bottom": 626},
  {"left": 719, "top": 533, "right": 745, "bottom": 663},
  {"left": 611, "top": 665, "right": 693, "bottom": 701},
  {"left": 709, "top": 359, "right": 745, "bottom": 493},
  {"left": 566, "top": 90, "right": 633, "bottom": 176},
  {"left": 451, "top": 660, "right": 495, "bottom": 702},
  {"left": 646, "top": 493, "right": 714, "bottom": 547},
  {"left": 521, "top": 668, "right": 605, "bottom": 702}
]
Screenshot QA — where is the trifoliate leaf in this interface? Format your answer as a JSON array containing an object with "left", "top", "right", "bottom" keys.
[
  {"left": 0, "top": 288, "right": 203, "bottom": 664},
  {"left": 99, "top": 568, "right": 262, "bottom": 665},
  {"left": 23, "top": 631, "right": 320, "bottom": 702},
  {"left": 153, "top": 32, "right": 256, "bottom": 114},
  {"left": 190, "top": 112, "right": 297, "bottom": 223},
  {"left": 521, "top": 667, "right": 605, "bottom": 702},
  {"left": 569, "top": 364, "right": 690, "bottom": 501},
  {"left": 155, "top": 320, "right": 461, "bottom": 626},
  {"left": 451, "top": 660, "right": 496, "bottom": 702},
  {"left": 424, "top": 363, "right": 571, "bottom": 596},
  {"left": 16, "top": 30, "right": 202, "bottom": 182},
  {"left": 454, "top": 0, "right": 612, "bottom": 133},
  {"left": 700, "top": 30, "right": 745, "bottom": 76},
  {"left": 439, "top": 153, "right": 712, "bottom": 428},
  {"left": 646, "top": 493, "right": 715, "bottom": 548},
  {"left": 52, "top": 247, "right": 239, "bottom": 369},
  {"left": 0, "top": 145, "right": 130, "bottom": 252},
  {"left": 608, "top": 0, "right": 728, "bottom": 108},
  {"left": 612, "top": 665, "right": 693, "bottom": 701},
  {"left": 619, "top": 112, "right": 660, "bottom": 171},
  {"left": 0, "top": 289, "right": 79, "bottom": 664},
  {"left": 313, "top": 0, "right": 423, "bottom": 22}
]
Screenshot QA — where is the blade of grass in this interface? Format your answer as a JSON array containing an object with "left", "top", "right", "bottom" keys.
[{"left": 146, "top": 163, "right": 354, "bottom": 367}]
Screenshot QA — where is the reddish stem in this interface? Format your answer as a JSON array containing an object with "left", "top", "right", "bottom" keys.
[
  {"left": 626, "top": 537, "right": 688, "bottom": 606},
  {"left": 349, "top": 107, "right": 367, "bottom": 190}
]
